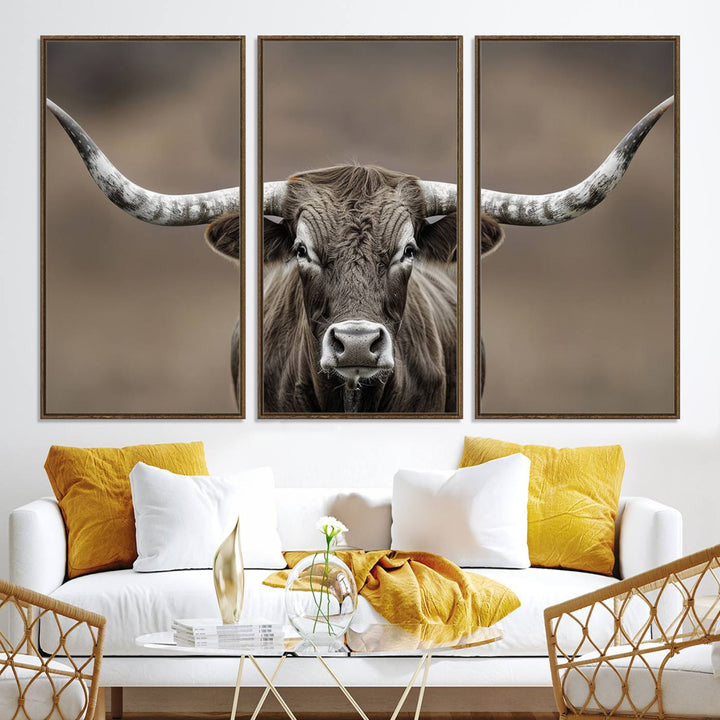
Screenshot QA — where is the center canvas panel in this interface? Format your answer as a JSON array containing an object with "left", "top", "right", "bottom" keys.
[{"left": 258, "top": 37, "right": 462, "bottom": 418}]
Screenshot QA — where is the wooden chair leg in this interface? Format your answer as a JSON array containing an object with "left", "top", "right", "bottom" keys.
[
  {"left": 93, "top": 688, "right": 106, "bottom": 720},
  {"left": 111, "top": 687, "right": 123, "bottom": 719}
]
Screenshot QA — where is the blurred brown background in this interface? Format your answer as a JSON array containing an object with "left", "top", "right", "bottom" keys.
[
  {"left": 479, "top": 39, "right": 676, "bottom": 415},
  {"left": 262, "top": 39, "right": 458, "bottom": 184},
  {"left": 44, "top": 39, "right": 241, "bottom": 415}
]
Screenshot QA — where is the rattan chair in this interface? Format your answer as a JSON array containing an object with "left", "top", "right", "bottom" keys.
[
  {"left": 0, "top": 578, "right": 106, "bottom": 720},
  {"left": 545, "top": 544, "right": 720, "bottom": 719}
]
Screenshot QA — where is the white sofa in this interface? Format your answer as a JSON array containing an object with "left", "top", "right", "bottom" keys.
[{"left": 9, "top": 488, "right": 683, "bottom": 715}]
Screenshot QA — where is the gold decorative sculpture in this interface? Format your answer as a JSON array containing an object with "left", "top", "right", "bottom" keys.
[{"left": 213, "top": 517, "right": 244, "bottom": 624}]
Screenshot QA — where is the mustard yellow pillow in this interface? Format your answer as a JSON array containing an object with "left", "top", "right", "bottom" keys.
[
  {"left": 45, "top": 442, "right": 209, "bottom": 579},
  {"left": 459, "top": 437, "right": 624, "bottom": 575}
]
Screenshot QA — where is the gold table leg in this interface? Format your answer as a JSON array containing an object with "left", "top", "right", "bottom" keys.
[
  {"left": 248, "top": 655, "right": 299, "bottom": 720},
  {"left": 230, "top": 654, "right": 296, "bottom": 720},
  {"left": 389, "top": 653, "right": 431, "bottom": 720},
  {"left": 413, "top": 655, "right": 432, "bottom": 720},
  {"left": 312, "top": 653, "right": 371, "bottom": 720},
  {"left": 235, "top": 650, "right": 435, "bottom": 720},
  {"left": 250, "top": 655, "right": 289, "bottom": 720},
  {"left": 312, "top": 651, "right": 434, "bottom": 720},
  {"left": 229, "top": 655, "right": 245, "bottom": 720}
]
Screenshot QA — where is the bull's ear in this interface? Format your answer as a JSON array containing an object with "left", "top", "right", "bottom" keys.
[
  {"left": 416, "top": 213, "right": 457, "bottom": 263},
  {"left": 480, "top": 215, "right": 505, "bottom": 256},
  {"left": 264, "top": 217, "right": 294, "bottom": 263},
  {"left": 205, "top": 213, "right": 240, "bottom": 263}
]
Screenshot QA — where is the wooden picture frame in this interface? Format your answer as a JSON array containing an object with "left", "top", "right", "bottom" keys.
[
  {"left": 258, "top": 36, "right": 463, "bottom": 419},
  {"left": 476, "top": 36, "right": 679, "bottom": 418},
  {"left": 42, "top": 36, "right": 245, "bottom": 418}
]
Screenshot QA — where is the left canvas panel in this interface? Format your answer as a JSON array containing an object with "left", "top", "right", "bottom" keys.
[{"left": 42, "top": 37, "right": 244, "bottom": 418}]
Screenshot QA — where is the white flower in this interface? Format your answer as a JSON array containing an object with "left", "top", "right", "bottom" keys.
[{"left": 316, "top": 515, "right": 348, "bottom": 540}]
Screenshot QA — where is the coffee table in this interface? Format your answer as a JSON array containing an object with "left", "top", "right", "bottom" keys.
[{"left": 137, "top": 622, "right": 502, "bottom": 720}]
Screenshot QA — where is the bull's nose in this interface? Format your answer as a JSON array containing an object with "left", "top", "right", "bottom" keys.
[{"left": 320, "top": 320, "right": 394, "bottom": 379}]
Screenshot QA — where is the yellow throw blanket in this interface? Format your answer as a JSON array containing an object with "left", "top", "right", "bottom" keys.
[{"left": 264, "top": 550, "right": 520, "bottom": 642}]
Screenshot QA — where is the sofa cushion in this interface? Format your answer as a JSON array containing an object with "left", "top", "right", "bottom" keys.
[
  {"left": 0, "top": 652, "right": 88, "bottom": 720},
  {"left": 44, "top": 442, "right": 209, "bottom": 578},
  {"left": 45, "top": 566, "right": 623, "bottom": 657},
  {"left": 564, "top": 644, "right": 719, "bottom": 716},
  {"left": 130, "top": 463, "right": 284, "bottom": 571},
  {"left": 459, "top": 437, "right": 625, "bottom": 575},
  {"left": 391, "top": 455, "right": 531, "bottom": 568}
]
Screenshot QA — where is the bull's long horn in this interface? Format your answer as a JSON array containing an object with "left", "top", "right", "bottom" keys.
[
  {"left": 263, "top": 182, "right": 288, "bottom": 216},
  {"left": 46, "top": 99, "right": 239, "bottom": 226},
  {"left": 481, "top": 96, "right": 674, "bottom": 226},
  {"left": 419, "top": 181, "right": 457, "bottom": 216}
]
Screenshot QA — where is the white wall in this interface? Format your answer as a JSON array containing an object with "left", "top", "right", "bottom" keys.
[{"left": 2, "top": 0, "right": 719, "bottom": 585}]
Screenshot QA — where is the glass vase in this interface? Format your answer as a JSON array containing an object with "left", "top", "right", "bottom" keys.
[{"left": 284, "top": 552, "right": 357, "bottom": 654}]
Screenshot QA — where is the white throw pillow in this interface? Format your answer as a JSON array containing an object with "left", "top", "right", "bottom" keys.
[
  {"left": 712, "top": 642, "right": 720, "bottom": 678},
  {"left": 129, "top": 462, "right": 285, "bottom": 571},
  {"left": 391, "top": 454, "right": 531, "bottom": 568}
]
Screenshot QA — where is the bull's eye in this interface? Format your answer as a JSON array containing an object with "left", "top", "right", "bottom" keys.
[
  {"left": 403, "top": 244, "right": 417, "bottom": 261},
  {"left": 295, "top": 243, "right": 308, "bottom": 260}
]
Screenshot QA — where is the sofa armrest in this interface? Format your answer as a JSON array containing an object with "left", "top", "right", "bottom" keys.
[
  {"left": 9, "top": 497, "right": 67, "bottom": 594},
  {"left": 616, "top": 496, "right": 682, "bottom": 580}
]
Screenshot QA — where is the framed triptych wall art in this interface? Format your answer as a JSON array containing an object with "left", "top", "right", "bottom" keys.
[
  {"left": 476, "top": 36, "right": 678, "bottom": 418},
  {"left": 257, "top": 36, "right": 463, "bottom": 419},
  {"left": 41, "top": 35, "right": 677, "bottom": 421},
  {"left": 42, "top": 36, "right": 244, "bottom": 418}
]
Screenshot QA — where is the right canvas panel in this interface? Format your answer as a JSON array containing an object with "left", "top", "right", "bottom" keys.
[{"left": 476, "top": 37, "right": 678, "bottom": 418}]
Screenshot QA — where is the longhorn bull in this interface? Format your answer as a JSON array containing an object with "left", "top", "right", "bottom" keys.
[{"left": 46, "top": 95, "right": 673, "bottom": 412}]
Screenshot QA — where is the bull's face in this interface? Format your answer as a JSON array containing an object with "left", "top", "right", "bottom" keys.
[
  {"left": 292, "top": 207, "right": 417, "bottom": 382},
  {"left": 261, "top": 173, "right": 459, "bottom": 386}
]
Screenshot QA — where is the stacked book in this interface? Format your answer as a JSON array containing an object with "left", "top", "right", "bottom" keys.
[{"left": 173, "top": 618, "right": 286, "bottom": 651}]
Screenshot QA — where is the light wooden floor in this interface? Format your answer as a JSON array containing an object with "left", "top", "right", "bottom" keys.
[
  {"left": 112, "top": 715, "right": 720, "bottom": 720},
  {"left": 109, "top": 712, "right": 720, "bottom": 720},
  {"left": 112, "top": 713, "right": 720, "bottom": 720}
]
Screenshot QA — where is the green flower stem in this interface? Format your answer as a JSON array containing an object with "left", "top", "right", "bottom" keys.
[
  {"left": 309, "top": 553, "right": 329, "bottom": 632},
  {"left": 310, "top": 538, "right": 335, "bottom": 636},
  {"left": 324, "top": 536, "right": 332, "bottom": 634}
]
